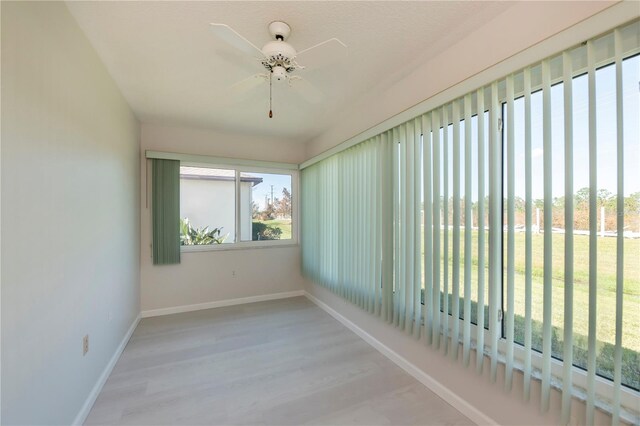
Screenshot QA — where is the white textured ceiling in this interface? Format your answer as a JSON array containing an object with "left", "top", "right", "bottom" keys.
[{"left": 67, "top": 1, "right": 508, "bottom": 144}]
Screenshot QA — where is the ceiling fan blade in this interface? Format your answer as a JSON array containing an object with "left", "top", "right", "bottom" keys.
[
  {"left": 210, "top": 23, "right": 265, "bottom": 58},
  {"left": 290, "top": 77, "right": 324, "bottom": 104},
  {"left": 230, "top": 73, "right": 268, "bottom": 95},
  {"left": 295, "top": 38, "right": 347, "bottom": 70}
]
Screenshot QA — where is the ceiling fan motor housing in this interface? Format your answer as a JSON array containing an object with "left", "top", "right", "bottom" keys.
[
  {"left": 261, "top": 40, "right": 297, "bottom": 73},
  {"left": 261, "top": 21, "right": 297, "bottom": 74}
]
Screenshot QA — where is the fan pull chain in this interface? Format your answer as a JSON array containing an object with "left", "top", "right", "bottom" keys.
[{"left": 269, "top": 71, "right": 273, "bottom": 118}]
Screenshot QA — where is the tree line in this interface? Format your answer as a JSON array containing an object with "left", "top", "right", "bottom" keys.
[
  {"left": 252, "top": 187, "right": 292, "bottom": 221},
  {"left": 431, "top": 189, "right": 640, "bottom": 232}
]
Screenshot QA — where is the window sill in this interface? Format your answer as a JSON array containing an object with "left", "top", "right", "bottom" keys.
[
  {"left": 181, "top": 241, "right": 298, "bottom": 253},
  {"left": 427, "top": 313, "right": 640, "bottom": 423}
]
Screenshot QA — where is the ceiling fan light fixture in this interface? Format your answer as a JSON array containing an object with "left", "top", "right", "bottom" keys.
[{"left": 272, "top": 65, "right": 287, "bottom": 82}]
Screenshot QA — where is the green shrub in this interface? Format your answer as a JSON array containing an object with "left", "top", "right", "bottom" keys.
[
  {"left": 252, "top": 222, "right": 282, "bottom": 240},
  {"left": 180, "top": 218, "right": 226, "bottom": 245}
]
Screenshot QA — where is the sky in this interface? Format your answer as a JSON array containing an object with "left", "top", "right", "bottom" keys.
[
  {"left": 433, "top": 54, "right": 639, "bottom": 204},
  {"left": 247, "top": 172, "right": 291, "bottom": 210}
]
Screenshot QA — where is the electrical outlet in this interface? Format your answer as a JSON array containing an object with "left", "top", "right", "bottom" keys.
[
  {"left": 232, "top": 270, "right": 236, "bottom": 277},
  {"left": 83, "top": 335, "right": 89, "bottom": 356}
]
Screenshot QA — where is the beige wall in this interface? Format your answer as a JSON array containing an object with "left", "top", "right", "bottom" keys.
[
  {"left": 140, "top": 123, "right": 306, "bottom": 312},
  {"left": 1, "top": 2, "right": 140, "bottom": 424}
]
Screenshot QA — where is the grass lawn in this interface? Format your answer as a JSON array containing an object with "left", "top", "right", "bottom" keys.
[
  {"left": 261, "top": 218, "right": 292, "bottom": 240},
  {"left": 422, "top": 228, "right": 640, "bottom": 388}
]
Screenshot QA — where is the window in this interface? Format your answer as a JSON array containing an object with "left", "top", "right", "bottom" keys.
[
  {"left": 180, "top": 166, "right": 236, "bottom": 245},
  {"left": 179, "top": 164, "right": 296, "bottom": 248},
  {"left": 239, "top": 172, "right": 293, "bottom": 242},
  {"left": 505, "top": 54, "right": 640, "bottom": 390}
]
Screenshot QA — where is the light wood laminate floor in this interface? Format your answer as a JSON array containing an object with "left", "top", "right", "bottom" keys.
[{"left": 86, "top": 297, "right": 473, "bottom": 425}]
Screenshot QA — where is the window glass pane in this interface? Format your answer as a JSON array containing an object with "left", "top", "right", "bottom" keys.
[
  {"left": 451, "top": 111, "right": 490, "bottom": 328},
  {"left": 506, "top": 95, "right": 526, "bottom": 348},
  {"left": 570, "top": 73, "right": 589, "bottom": 373},
  {"left": 179, "top": 166, "right": 235, "bottom": 245},
  {"left": 240, "top": 172, "right": 292, "bottom": 241},
  {"left": 477, "top": 111, "right": 490, "bottom": 329},
  {"left": 621, "top": 54, "right": 640, "bottom": 390},
  {"left": 593, "top": 62, "right": 618, "bottom": 383}
]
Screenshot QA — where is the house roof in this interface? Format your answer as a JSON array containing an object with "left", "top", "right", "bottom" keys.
[{"left": 180, "top": 166, "right": 263, "bottom": 186}]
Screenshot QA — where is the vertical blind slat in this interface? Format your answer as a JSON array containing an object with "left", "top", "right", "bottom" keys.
[
  {"left": 368, "top": 142, "right": 373, "bottom": 312},
  {"left": 432, "top": 110, "right": 442, "bottom": 347},
  {"left": 586, "top": 40, "right": 598, "bottom": 426},
  {"left": 476, "top": 87, "right": 487, "bottom": 375},
  {"left": 442, "top": 105, "right": 450, "bottom": 352},
  {"left": 393, "top": 127, "right": 401, "bottom": 326},
  {"left": 561, "top": 51, "right": 575, "bottom": 426},
  {"left": 367, "top": 143, "right": 372, "bottom": 311},
  {"left": 405, "top": 121, "right": 415, "bottom": 333},
  {"left": 346, "top": 151, "right": 352, "bottom": 302},
  {"left": 505, "top": 74, "right": 515, "bottom": 392},
  {"left": 488, "top": 81, "right": 501, "bottom": 382},
  {"left": 463, "top": 93, "right": 473, "bottom": 366},
  {"left": 541, "top": 58, "right": 553, "bottom": 413},
  {"left": 523, "top": 67, "right": 533, "bottom": 402},
  {"left": 423, "top": 113, "right": 434, "bottom": 344},
  {"left": 357, "top": 148, "right": 362, "bottom": 305},
  {"left": 354, "top": 149, "right": 360, "bottom": 306},
  {"left": 344, "top": 152, "right": 349, "bottom": 298},
  {"left": 383, "top": 131, "right": 394, "bottom": 323},
  {"left": 414, "top": 118, "right": 423, "bottom": 339},
  {"left": 356, "top": 148, "right": 369, "bottom": 310},
  {"left": 374, "top": 137, "right": 382, "bottom": 317},
  {"left": 452, "top": 99, "right": 461, "bottom": 360},
  {"left": 353, "top": 149, "right": 358, "bottom": 304},
  {"left": 612, "top": 28, "right": 624, "bottom": 426}
]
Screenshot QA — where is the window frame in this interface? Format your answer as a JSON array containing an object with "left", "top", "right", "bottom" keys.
[{"left": 178, "top": 160, "right": 299, "bottom": 252}]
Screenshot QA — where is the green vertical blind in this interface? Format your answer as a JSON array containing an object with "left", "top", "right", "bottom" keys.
[
  {"left": 301, "top": 20, "right": 639, "bottom": 425},
  {"left": 152, "top": 159, "right": 181, "bottom": 265}
]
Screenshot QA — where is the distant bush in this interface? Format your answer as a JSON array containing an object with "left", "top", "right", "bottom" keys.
[{"left": 252, "top": 222, "right": 282, "bottom": 240}]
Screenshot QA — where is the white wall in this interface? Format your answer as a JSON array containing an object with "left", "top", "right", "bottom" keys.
[
  {"left": 180, "top": 178, "right": 237, "bottom": 242},
  {"left": 1, "top": 2, "right": 140, "bottom": 424},
  {"left": 140, "top": 123, "right": 306, "bottom": 312}
]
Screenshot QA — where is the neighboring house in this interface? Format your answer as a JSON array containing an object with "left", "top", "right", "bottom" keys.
[{"left": 180, "top": 167, "right": 263, "bottom": 242}]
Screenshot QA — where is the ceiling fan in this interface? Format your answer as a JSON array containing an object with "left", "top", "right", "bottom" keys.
[{"left": 210, "top": 21, "right": 347, "bottom": 117}]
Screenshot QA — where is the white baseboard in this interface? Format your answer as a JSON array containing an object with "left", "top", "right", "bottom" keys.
[
  {"left": 140, "top": 290, "right": 305, "bottom": 318},
  {"left": 304, "top": 291, "right": 497, "bottom": 426},
  {"left": 73, "top": 314, "right": 140, "bottom": 426}
]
